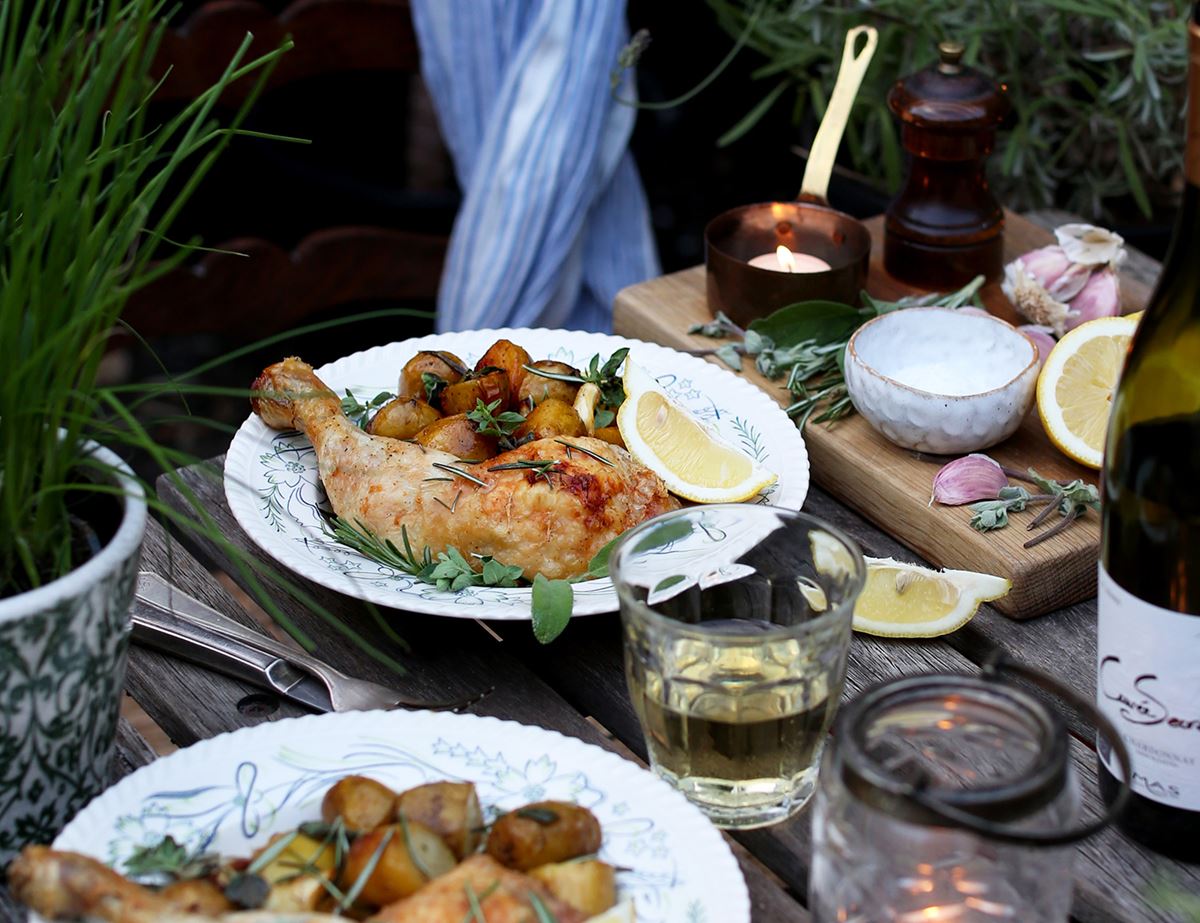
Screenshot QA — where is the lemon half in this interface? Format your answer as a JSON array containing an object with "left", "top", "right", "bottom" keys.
[
  {"left": 1036, "top": 314, "right": 1139, "bottom": 469},
  {"left": 853, "top": 557, "right": 1011, "bottom": 638},
  {"left": 616, "top": 360, "right": 778, "bottom": 503}
]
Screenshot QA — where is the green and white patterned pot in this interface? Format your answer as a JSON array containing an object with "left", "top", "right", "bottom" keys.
[{"left": 0, "top": 443, "right": 146, "bottom": 865}]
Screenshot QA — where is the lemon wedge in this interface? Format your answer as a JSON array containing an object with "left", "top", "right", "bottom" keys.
[
  {"left": 853, "top": 557, "right": 1011, "bottom": 638},
  {"left": 586, "top": 900, "right": 636, "bottom": 923},
  {"left": 616, "top": 359, "right": 778, "bottom": 503},
  {"left": 1036, "top": 314, "right": 1139, "bottom": 469}
]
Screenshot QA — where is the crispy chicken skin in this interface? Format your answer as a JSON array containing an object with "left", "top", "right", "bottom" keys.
[
  {"left": 252, "top": 357, "right": 678, "bottom": 580},
  {"left": 367, "top": 854, "right": 584, "bottom": 923},
  {"left": 8, "top": 847, "right": 340, "bottom": 923}
]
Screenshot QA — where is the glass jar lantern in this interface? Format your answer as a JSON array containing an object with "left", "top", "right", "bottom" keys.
[{"left": 810, "top": 659, "right": 1131, "bottom": 923}]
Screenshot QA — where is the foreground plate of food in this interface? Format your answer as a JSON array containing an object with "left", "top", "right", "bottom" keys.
[
  {"left": 224, "top": 328, "right": 809, "bottom": 619},
  {"left": 20, "top": 710, "right": 749, "bottom": 923}
]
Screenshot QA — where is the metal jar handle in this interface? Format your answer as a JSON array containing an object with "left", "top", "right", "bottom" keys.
[{"left": 901, "top": 652, "right": 1133, "bottom": 848}]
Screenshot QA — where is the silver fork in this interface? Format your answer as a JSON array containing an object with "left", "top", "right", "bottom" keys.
[{"left": 132, "top": 572, "right": 489, "bottom": 713}]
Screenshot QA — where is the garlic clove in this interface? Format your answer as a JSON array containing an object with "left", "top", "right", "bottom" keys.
[
  {"left": 1002, "top": 260, "right": 1073, "bottom": 336},
  {"left": 1017, "top": 245, "right": 1072, "bottom": 290},
  {"left": 1065, "top": 266, "right": 1121, "bottom": 331},
  {"left": 1045, "top": 261, "right": 1092, "bottom": 302},
  {"left": 1017, "top": 325, "right": 1057, "bottom": 367},
  {"left": 1054, "top": 223, "right": 1126, "bottom": 267},
  {"left": 931, "top": 453, "right": 1010, "bottom": 506}
]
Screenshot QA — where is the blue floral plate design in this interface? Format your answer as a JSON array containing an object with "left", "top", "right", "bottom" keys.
[
  {"left": 223, "top": 328, "right": 809, "bottom": 620},
  {"left": 44, "top": 710, "right": 749, "bottom": 923}
]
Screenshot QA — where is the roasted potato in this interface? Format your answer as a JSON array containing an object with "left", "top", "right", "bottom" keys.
[
  {"left": 398, "top": 350, "right": 467, "bottom": 401},
  {"left": 485, "top": 801, "right": 602, "bottom": 871},
  {"left": 439, "top": 369, "right": 511, "bottom": 417},
  {"left": 321, "top": 775, "right": 397, "bottom": 833},
  {"left": 476, "top": 339, "right": 532, "bottom": 401},
  {"left": 252, "top": 831, "right": 338, "bottom": 912},
  {"left": 365, "top": 397, "right": 442, "bottom": 440},
  {"left": 518, "top": 360, "right": 580, "bottom": 408},
  {"left": 395, "top": 781, "right": 484, "bottom": 860},
  {"left": 513, "top": 398, "right": 586, "bottom": 442},
  {"left": 413, "top": 414, "right": 499, "bottom": 461},
  {"left": 339, "top": 820, "right": 456, "bottom": 906},
  {"left": 529, "top": 860, "right": 617, "bottom": 917},
  {"left": 159, "top": 880, "right": 235, "bottom": 915},
  {"left": 592, "top": 425, "right": 625, "bottom": 448}
]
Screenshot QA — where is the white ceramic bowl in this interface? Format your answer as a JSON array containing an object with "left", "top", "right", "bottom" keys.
[{"left": 843, "top": 308, "right": 1039, "bottom": 454}]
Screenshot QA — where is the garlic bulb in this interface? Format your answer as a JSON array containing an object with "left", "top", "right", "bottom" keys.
[{"left": 1001, "top": 224, "right": 1126, "bottom": 336}]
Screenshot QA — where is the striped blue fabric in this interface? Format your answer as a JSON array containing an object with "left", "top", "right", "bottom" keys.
[{"left": 411, "top": 0, "right": 660, "bottom": 333}]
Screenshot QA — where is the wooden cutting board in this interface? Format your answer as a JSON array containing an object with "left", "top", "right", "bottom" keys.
[{"left": 613, "top": 210, "right": 1150, "bottom": 618}]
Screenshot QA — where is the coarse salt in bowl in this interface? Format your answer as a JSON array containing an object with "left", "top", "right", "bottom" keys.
[{"left": 843, "top": 308, "right": 1040, "bottom": 453}]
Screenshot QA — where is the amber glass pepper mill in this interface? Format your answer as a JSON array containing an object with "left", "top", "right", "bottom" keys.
[{"left": 885, "top": 41, "right": 1010, "bottom": 288}]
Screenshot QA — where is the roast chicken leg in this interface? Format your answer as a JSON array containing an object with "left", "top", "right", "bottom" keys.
[{"left": 251, "top": 358, "right": 678, "bottom": 580}]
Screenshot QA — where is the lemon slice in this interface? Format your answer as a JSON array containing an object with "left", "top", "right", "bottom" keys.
[
  {"left": 853, "top": 557, "right": 1011, "bottom": 638},
  {"left": 616, "top": 359, "right": 778, "bottom": 502},
  {"left": 1036, "top": 314, "right": 1139, "bottom": 469},
  {"left": 586, "top": 900, "right": 636, "bottom": 923}
]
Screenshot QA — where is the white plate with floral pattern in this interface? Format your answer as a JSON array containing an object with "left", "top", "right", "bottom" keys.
[
  {"left": 44, "top": 710, "right": 750, "bottom": 923},
  {"left": 223, "top": 328, "right": 809, "bottom": 619}
]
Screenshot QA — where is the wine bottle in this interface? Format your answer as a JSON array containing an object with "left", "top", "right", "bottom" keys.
[{"left": 1096, "top": 6, "right": 1200, "bottom": 864}]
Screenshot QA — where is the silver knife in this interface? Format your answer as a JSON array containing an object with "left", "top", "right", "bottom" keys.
[{"left": 131, "top": 572, "right": 487, "bottom": 712}]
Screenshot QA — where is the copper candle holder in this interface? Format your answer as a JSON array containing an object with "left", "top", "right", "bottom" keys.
[
  {"left": 704, "top": 201, "right": 871, "bottom": 327},
  {"left": 703, "top": 26, "right": 877, "bottom": 328}
]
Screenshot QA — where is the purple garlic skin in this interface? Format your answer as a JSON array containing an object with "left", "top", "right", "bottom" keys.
[
  {"left": 1018, "top": 325, "right": 1057, "bottom": 367},
  {"left": 1018, "top": 245, "right": 1072, "bottom": 290},
  {"left": 1065, "top": 266, "right": 1121, "bottom": 331},
  {"left": 931, "top": 454, "right": 1009, "bottom": 506},
  {"left": 1003, "top": 224, "right": 1126, "bottom": 336}
]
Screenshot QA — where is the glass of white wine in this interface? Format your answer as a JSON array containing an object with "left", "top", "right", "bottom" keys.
[{"left": 609, "top": 505, "right": 865, "bottom": 829}]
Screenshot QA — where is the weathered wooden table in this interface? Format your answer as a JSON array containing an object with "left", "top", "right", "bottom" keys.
[{"left": 2, "top": 212, "right": 1196, "bottom": 923}]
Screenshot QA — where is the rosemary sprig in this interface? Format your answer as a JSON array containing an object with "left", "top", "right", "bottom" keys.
[
  {"left": 432, "top": 462, "right": 488, "bottom": 487},
  {"left": 688, "top": 278, "right": 985, "bottom": 429},
  {"left": 523, "top": 347, "right": 629, "bottom": 406},
  {"left": 487, "top": 459, "right": 561, "bottom": 488},
  {"left": 339, "top": 828, "right": 393, "bottom": 911},
  {"left": 555, "top": 439, "right": 615, "bottom": 466}
]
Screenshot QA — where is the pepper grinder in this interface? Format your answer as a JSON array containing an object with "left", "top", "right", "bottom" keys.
[{"left": 885, "top": 41, "right": 1010, "bottom": 288}]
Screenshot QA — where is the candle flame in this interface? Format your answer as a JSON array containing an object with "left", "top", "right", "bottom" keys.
[{"left": 775, "top": 245, "right": 797, "bottom": 272}]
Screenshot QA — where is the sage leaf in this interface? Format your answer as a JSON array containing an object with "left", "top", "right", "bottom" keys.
[
  {"left": 714, "top": 343, "right": 743, "bottom": 370},
  {"left": 532, "top": 574, "right": 573, "bottom": 644},
  {"left": 747, "top": 300, "right": 862, "bottom": 349},
  {"left": 632, "top": 517, "right": 693, "bottom": 553}
]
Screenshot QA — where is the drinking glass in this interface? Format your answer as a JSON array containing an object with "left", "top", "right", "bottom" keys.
[{"left": 609, "top": 504, "right": 865, "bottom": 829}]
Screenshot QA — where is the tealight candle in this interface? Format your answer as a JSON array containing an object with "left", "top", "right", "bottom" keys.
[{"left": 748, "top": 245, "right": 832, "bottom": 274}]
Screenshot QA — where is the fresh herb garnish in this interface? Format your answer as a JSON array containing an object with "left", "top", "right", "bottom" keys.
[
  {"left": 124, "top": 836, "right": 218, "bottom": 883},
  {"left": 593, "top": 408, "right": 615, "bottom": 429},
  {"left": 246, "top": 829, "right": 301, "bottom": 875},
  {"left": 523, "top": 347, "right": 629, "bottom": 407},
  {"left": 516, "top": 807, "right": 560, "bottom": 825},
  {"left": 397, "top": 812, "right": 432, "bottom": 880},
  {"left": 326, "top": 502, "right": 678, "bottom": 645},
  {"left": 423, "top": 372, "right": 449, "bottom": 404},
  {"left": 555, "top": 439, "right": 615, "bottom": 466},
  {"left": 969, "top": 486, "right": 1032, "bottom": 531},
  {"left": 689, "top": 278, "right": 986, "bottom": 428},
  {"left": 341, "top": 389, "right": 394, "bottom": 429},
  {"left": 468, "top": 398, "right": 527, "bottom": 442},
  {"left": 488, "top": 459, "right": 562, "bottom": 488},
  {"left": 528, "top": 891, "right": 559, "bottom": 923},
  {"left": 339, "top": 827, "right": 394, "bottom": 911},
  {"left": 431, "top": 462, "right": 488, "bottom": 487},
  {"left": 963, "top": 466, "right": 1100, "bottom": 546}
]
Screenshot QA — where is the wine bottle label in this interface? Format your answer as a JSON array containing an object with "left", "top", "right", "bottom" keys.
[{"left": 1097, "top": 566, "right": 1200, "bottom": 810}]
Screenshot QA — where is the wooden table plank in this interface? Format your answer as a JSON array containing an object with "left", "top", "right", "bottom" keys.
[{"left": 153, "top": 474, "right": 810, "bottom": 922}]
